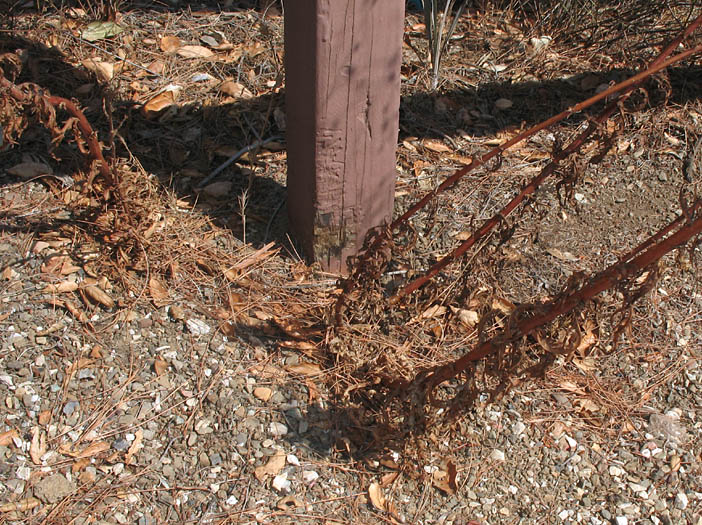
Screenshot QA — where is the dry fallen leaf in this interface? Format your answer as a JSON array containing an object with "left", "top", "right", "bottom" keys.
[
  {"left": 0, "top": 429, "right": 19, "bottom": 447},
  {"left": 368, "top": 482, "right": 387, "bottom": 511},
  {"left": 423, "top": 139, "right": 452, "bottom": 153},
  {"left": 276, "top": 495, "right": 303, "bottom": 510},
  {"left": 59, "top": 441, "right": 110, "bottom": 459},
  {"left": 219, "top": 80, "right": 254, "bottom": 99},
  {"left": 142, "top": 90, "right": 177, "bottom": 118},
  {"left": 153, "top": 356, "right": 168, "bottom": 376},
  {"left": 125, "top": 429, "right": 143, "bottom": 465},
  {"left": 432, "top": 461, "right": 458, "bottom": 495},
  {"left": 82, "top": 284, "right": 114, "bottom": 308},
  {"left": 450, "top": 306, "right": 479, "bottom": 327},
  {"left": 421, "top": 304, "right": 447, "bottom": 319},
  {"left": 71, "top": 457, "right": 91, "bottom": 473},
  {"left": 149, "top": 277, "right": 170, "bottom": 307},
  {"left": 44, "top": 280, "right": 79, "bottom": 293},
  {"left": 547, "top": 247, "right": 579, "bottom": 262},
  {"left": 286, "top": 362, "right": 322, "bottom": 376},
  {"left": 30, "top": 427, "right": 47, "bottom": 465},
  {"left": 254, "top": 449, "right": 286, "bottom": 482},
  {"left": 177, "top": 45, "right": 214, "bottom": 58},
  {"left": 160, "top": 35, "right": 182, "bottom": 52},
  {"left": 82, "top": 58, "right": 114, "bottom": 82}
]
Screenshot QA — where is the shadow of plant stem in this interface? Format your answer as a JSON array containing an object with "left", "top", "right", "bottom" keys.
[
  {"left": 404, "top": 199, "right": 702, "bottom": 415},
  {"left": 334, "top": 13, "right": 702, "bottom": 324}
]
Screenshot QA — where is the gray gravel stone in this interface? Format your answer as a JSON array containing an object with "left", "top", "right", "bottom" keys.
[{"left": 33, "top": 473, "right": 76, "bottom": 504}]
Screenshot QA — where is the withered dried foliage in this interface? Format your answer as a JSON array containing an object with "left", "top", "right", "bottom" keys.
[{"left": 326, "top": 13, "right": 702, "bottom": 445}]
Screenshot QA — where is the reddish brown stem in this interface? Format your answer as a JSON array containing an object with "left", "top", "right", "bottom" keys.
[
  {"left": 423, "top": 204, "right": 702, "bottom": 390},
  {"left": 47, "top": 95, "right": 115, "bottom": 188},
  {"left": 390, "top": 43, "right": 702, "bottom": 232},
  {"left": 0, "top": 75, "right": 115, "bottom": 188},
  {"left": 391, "top": 44, "right": 702, "bottom": 302}
]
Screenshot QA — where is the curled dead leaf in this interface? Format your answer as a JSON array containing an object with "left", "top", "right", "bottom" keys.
[
  {"left": 423, "top": 139, "right": 451, "bottom": 153},
  {"left": 276, "top": 495, "right": 303, "bottom": 510},
  {"left": 431, "top": 461, "right": 458, "bottom": 495},
  {"left": 149, "top": 277, "right": 170, "bottom": 307},
  {"left": 219, "top": 80, "right": 254, "bottom": 99},
  {"left": 160, "top": 35, "right": 182, "bottom": 52},
  {"left": 286, "top": 362, "right": 322, "bottom": 376},
  {"left": 254, "top": 449, "right": 286, "bottom": 482},
  {"left": 30, "top": 427, "right": 47, "bottom": 465},
  {"left": 125, "top": 429, "right": 143, "bottom": 465},
  {"left": 153, "top": 356, "right": 168, "bottom": 376},
  {"left": 59, "top": 441, "right": 110, "bottom": 459},
  {"left": 82, "top": 58, "right": 114, "bottom": 82},
  {"left": 368, "top": 482, "right": 387, "bottom": 511},
  {"left": 177, "top": 45, "right": 214, "bottom": 58},
  {"left": 44, "top": 280, "right": 79, "bottom": 293},
  {"left": 82, "top": 284, "right": 114, "bottom": 308},
  {"left": 0, "top": 429, "right": 19, "bottom": 447},
  {"left": 142, "top": 90, "right": 176, "bottom": 119}
]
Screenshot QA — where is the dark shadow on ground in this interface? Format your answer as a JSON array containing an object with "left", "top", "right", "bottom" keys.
[{"left": 1, "top": 12, "right": 701, "bottom": 463}]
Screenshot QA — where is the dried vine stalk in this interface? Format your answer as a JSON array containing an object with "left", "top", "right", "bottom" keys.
[
  {"left": 412, "top": 201, "right": 702, "bottom": 404},
  {"left": 0, "top": 73, "right": 117, "bottom": 189},
  {"left": 334, "top": 13, "right": 702, "bottom": 322}
]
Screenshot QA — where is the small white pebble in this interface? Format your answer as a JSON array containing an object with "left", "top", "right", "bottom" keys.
[
  {"left": 286, "top": 454, "right": 300, "bottom": 466},
  {"left": 269, "top": 422, "right": 288, "bottom": 437},
  {"left": 302, "top": 470, "right": 319, "bottom": 483},
  {"left": 615, "top": 517, "right": 628, "bottom": 525},
  {"left": 226, "top": 495, "right": 238, "bottom": 506},
  {"left": 272, "top": 473, "right": 291, "bottom": 492},
  {"left": 558, "top": 509, "right": 569, "bottom": 520},
  {"left": 490, "top": 449, "right": 506, "bottom": 462},
  {"left": 675, "top": 492, "right": 688, "bottom": 510}
]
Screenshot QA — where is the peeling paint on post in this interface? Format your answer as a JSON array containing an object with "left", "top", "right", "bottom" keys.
[{"left": 284, "top": 0, "right": 404, "bottom": 273}]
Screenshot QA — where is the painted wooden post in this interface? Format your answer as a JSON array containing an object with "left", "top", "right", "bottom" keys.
[{"left": 284, "top": 0, "right": 404, "bottom": 273}]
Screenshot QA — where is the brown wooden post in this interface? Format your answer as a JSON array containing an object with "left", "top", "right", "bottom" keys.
[{"left": 284, "top": 0, "right": 404, "bottom": 273}]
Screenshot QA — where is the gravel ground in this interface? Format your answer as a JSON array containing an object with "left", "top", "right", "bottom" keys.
[
  {"left": 0, "top": 180, "right": 700, "bottom": 524},
  {"left": 1, "top": 4, "right": 701, "bottom": 524}
]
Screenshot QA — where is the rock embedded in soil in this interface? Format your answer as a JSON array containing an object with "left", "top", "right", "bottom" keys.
[{"left": 33, "top": 473, "right": 76, "bottom": 504}]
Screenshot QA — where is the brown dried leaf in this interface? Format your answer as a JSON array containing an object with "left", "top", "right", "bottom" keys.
[
  {"left": 219, "top": 80, "right": 254, "bottom": 99},
  {"left": 432, "top": 461, "right": 458, "bottom": 495},
  {"left": 0, "top": 497, "right": 41, "bottom": 513},
  {"left": 450, "top": 306, "right": 479, "bottom": 328},
  {"left": 0, "top": 429, "right": 19, "bottom": 447},
  {"left": 423, "top": 139, "right": 451, "bottom": 153},
  {"left": 380, "top": 471, "right": 400, "bottom": 487},
  {"left": 82, "top": 284, "right": 114, "bottom": 308},
  {"left": 149, "top": 277, "right": 170, "bottom": 307},
  {"left": 59, "top": 441, "right": 110, "bottom": 458},
  {"left": 125, "top": 429, "right": 143, "bottom": 465},
  {"left": 153, "top": 356, "right": 168, "bottom": 376},
  {"left": 575, "top": 398, "right": 600, "bottom": 413},
  {"left": 48, "top": 298, "right": 89, "bottom": 323},
  {"left": 276, "top": 495, "right": 303, "bottom": 510},
  {"left": 71, "top": 457, "right": 91, "bottom": 473},
  {"left": 421, "top": 304, "right": 447, "bottom": 319},
  {"left": 44, "top": 280, "right": 79, "bottom": 293},
  {"left": 41, "top": 255, "right": 81, "bottom": 276},
  {"left": 177, "top": 45, "right": 214, "bottom": 58},
  {"left": 142, "top": 90, "right": 176, "bottom": 118},
  {"left": 547, "top": 247, "right": 579, "bottom": 262},
  {"left": 254, "top": 449, "right": 286, "bottom": 482},
  {"left": 286, "top": 362, "right": 322, "bottom": 376},
  {"left": 30, "top": 428, "right": 46, "bottom": 465},
  {"left": 368, "top": 482, "right": 387, "bottom": 511},
  {"left": 160, "top": 35, "right": 182, "bottom": 52},
  {"left": 82, "top": 58, "right": 114, "bottom": 82}
]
